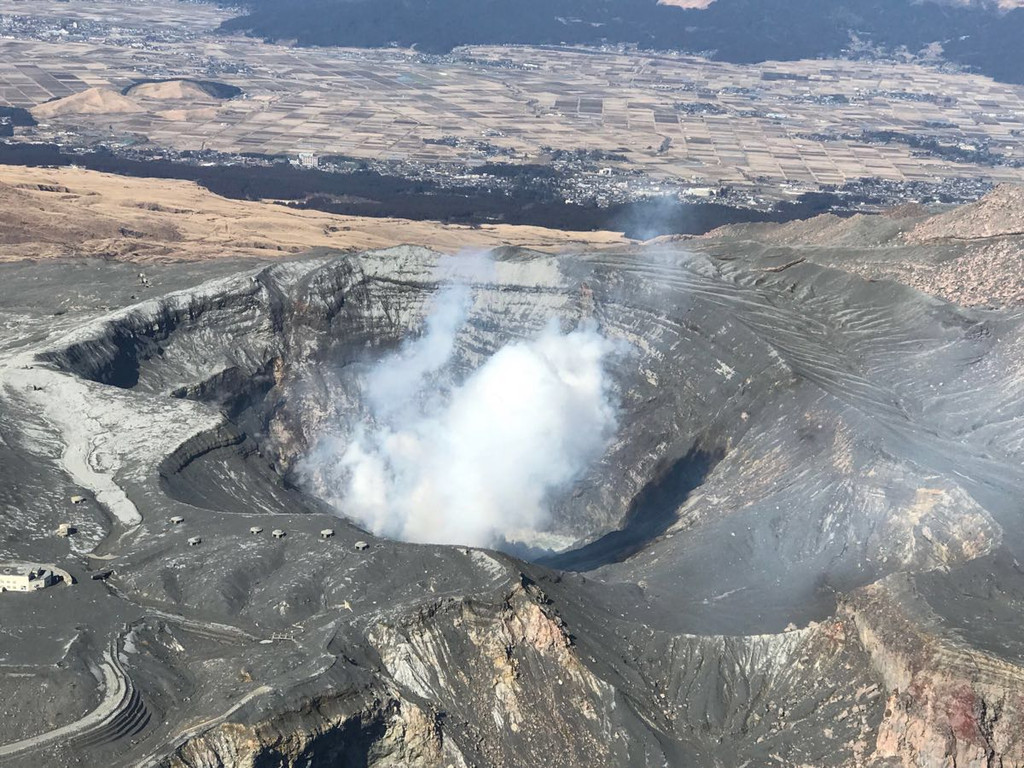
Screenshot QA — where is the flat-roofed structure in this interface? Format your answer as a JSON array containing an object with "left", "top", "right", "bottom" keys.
[{"left": 0, "top": 563, "right": 57, "bottom": 592}]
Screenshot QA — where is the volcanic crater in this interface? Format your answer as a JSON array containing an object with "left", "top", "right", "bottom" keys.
[{"left": 3, "top": 229, "right": 1024, "bottom": 766}]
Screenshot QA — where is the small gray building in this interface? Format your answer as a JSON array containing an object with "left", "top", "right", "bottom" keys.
[{"left": 0, "top": 564, "right": 57, "bottom": 593}]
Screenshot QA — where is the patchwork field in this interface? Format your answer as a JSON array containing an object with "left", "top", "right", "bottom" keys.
[{"left": 3, "top": 0, "right": 1024, "bottom": 200}]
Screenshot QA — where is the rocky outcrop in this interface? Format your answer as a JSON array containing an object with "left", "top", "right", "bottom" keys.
[
  {"left": 844, "top": 577, "right": 1024, "bottom": 768},
  {"left": 167, "top": 696, "right": 451, "bottom": 768},
  {"left": 163, "top": 581, "right": 627, "bottom": 768},
  {"left": 368, "top": 582, "right": 631, "bottom": 767},
  {"left": 905, "top": 185, "right": 1024, "bottom": 244},
  {"left": 702, "top": 185, "right": 1024, "bottom": 307}
]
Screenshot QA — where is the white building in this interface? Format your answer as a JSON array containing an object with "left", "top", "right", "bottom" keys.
[{"left": 0, "top": 564, "right": 57, "bottom": 593}]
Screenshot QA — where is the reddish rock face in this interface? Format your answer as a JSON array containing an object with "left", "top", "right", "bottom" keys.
[
  {"left": 945, "top": 684, "right": 983, "bottom": 744},
  {"left": 846, "top": 579, "right": 1024, "bottom": 768}
]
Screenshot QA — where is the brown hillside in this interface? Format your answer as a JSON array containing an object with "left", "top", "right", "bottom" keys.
[
  {"left": 127, "top": 80, "right": 216, "bottom": 101},
  {"left": 0, "top": 165, "right": 628, "bottom": 263},
  {"left": 31, "top": 87, "right": 144, "bottom": 119}
]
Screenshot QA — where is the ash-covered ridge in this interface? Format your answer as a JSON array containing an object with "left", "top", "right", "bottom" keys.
[{"left": 1, "top": 223, "right": 1023, "bottom": 766}]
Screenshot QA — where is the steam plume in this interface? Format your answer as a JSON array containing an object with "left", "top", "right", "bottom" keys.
[{"left": 305, "top": 259, "right": 618, "bottom": 548}]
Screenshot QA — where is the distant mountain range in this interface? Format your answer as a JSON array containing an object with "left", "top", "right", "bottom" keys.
[{"left": 219, "top": 0, "right": 1024, "bottom": 84}]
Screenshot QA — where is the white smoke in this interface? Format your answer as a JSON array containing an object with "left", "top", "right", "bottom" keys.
[{"left": 305, "top": 261, "right": 618, "bottom": 548}]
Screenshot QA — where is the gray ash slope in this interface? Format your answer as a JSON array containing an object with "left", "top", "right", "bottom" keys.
[{"left": 1, "top": 207, "right": 1024, "bottom": 766}]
